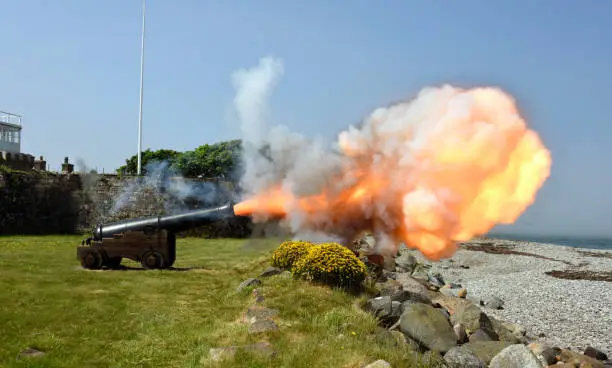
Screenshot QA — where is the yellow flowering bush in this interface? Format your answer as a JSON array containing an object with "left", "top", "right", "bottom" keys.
[
  {"left": 271, "top": 240, "right": 315, "bottom": 270},
  {"left": 292, "top": 242, "right": 367, "bottom": 288}
]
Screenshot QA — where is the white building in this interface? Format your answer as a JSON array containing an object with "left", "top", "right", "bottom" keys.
[{"left": 0, "top": 110, "right": 22, "bottom": 153}]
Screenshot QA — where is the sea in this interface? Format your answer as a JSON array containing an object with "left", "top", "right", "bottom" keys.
[{"left": 487, "top": 233, "right": 612, "bottom": 251}]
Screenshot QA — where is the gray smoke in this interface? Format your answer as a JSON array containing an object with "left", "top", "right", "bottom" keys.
[
  {"left": 110, "top": 160, "right": 221, "bottom": 216},
  {"left": 231, "top": 56, "right": 346, "bottom": 240},
  {"left": 75, "top": 158, "right": 100, "bottom": 196},
  {"left": 231, "top": 56, "right": 343, "bottom": 199}
]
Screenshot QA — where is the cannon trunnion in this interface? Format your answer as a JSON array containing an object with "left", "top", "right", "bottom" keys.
[{"left": 77, "top": 203, "right": 235, "bottom": 270}]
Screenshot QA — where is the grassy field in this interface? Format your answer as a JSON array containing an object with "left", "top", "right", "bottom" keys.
[{"left": 0, "top": 235, "right": 437, "bottom": 368}]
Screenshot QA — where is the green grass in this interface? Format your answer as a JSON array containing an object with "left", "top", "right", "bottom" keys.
[{"left": 0, "top": 235, "right": 439, "bottom": 368}]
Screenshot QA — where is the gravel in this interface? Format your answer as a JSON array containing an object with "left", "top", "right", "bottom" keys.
[{"left": 405, "top": 238, "right": 612, "bottom": 357}]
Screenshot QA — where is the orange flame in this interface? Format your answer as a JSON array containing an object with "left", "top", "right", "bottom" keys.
[{"left": 234, "top": 86, "right": 552, "bottom": 260}]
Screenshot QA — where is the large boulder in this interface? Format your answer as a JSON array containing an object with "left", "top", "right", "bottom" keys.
[
  {"left": 451, "top": 303, "right": 499, "bottom": 340},
  {"left": 459, "top": 341, "right": 515, "bottom": 365},
  {"left": 489, "top": 316, "right": 524, "bottom": 343},
  {"left": 395, "top": 253, "right": 417, "bottom": 273},
  {"left": 489, "top": 344, "right": 544, "bottom": 368},
  {"left": 444, "top": 346, "right": 487, "bottom": 368},
  {"left": 399, "top": 303, "right": 457, "bottom": 353},
  {"left": 364, "top": 296, "right": 403, "bottom": 326},
  {"left": 394, "top": 273, "right": 432, "bottom": 304}
]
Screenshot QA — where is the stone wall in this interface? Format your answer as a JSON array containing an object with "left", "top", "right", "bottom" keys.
[
  {"left": 0, "top": 171, "right": 82, "bottom": 234},
  {"left": 0, "top": 151, "right": 35, "bottom": 171},
  {"left": 0, "top": 170, "right": 252, "bottom": 237}
]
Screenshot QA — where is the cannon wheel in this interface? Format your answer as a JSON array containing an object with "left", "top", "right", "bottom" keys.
[
  {"left": 141, "top": 250, "right": 165, "bottom": 270},
  {"left": 80, "top": 249, "right": 102, "bottom": 270}
]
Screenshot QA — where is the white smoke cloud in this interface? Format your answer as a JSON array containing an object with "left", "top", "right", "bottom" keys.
[{"left": 232, "top": 56, "right": 342, "bottom": 201}]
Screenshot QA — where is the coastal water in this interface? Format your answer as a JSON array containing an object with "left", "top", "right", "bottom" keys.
[{"left": 488, "top": 233, "right": 612, "bottom": 250}]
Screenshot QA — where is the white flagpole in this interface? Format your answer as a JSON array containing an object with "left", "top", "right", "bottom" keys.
[{"left": 137, "top": 0, "right": 146, "bottom": 176}]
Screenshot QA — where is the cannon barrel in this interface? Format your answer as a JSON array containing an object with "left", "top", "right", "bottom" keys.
[{"left": 93, "top": 202, "right": 235, "bottom": 240}]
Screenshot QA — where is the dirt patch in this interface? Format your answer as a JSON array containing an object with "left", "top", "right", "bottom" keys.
[
  {"left": 577, "top": 250, "right": 612, "bottom": 260},
  {"left": 545, "top": 270, "right": 612, "bottom": 282},
  {"left": 462, "top": 243, "right": 573, "bottom": 265}
]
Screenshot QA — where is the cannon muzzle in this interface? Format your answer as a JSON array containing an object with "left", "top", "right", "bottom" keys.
[{"left": 93, "top": 202, "right": 235, "bottom": 240}]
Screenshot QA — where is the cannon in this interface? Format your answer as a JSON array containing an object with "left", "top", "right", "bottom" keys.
[{"left": 77, "top": 202, "right": 236, "bottom": 270}]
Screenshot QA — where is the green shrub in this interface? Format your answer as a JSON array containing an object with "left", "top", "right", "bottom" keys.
[
  {"left": 292, "top": 242, "right": 367, "bottom": 288},
  {"left": 271, "top": 240, "right": 315, "bottom": 270}
]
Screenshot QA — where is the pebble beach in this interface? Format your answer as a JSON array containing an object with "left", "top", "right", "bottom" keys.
[{"left": 408, "top": 238, "right": 612, "bottom": 357}]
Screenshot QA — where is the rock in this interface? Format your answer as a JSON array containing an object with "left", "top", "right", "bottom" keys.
[
  {"left": 246, "top": 306, "right": 279, "bottom": 323},
  {"left": 444, "top": 346, "right": 487, "bottom": 368},
  {"left": 490, "top": 317, "right": 523, "bottom": 344},
  {"left": 207, "top": 342, "right": 275, "bottom": 362},
  {"left": 395, "top": 253, "right": 417, "bottom": 273},
  {"left": 431, "top": 292, "right": 474, "bottom": 316},
  {"left": 374, "top": 327, "right": 410, "bottom": 349},
  {"left": 237, "top": 278, "right": 261, "bottom": 292},
  {"left": 383, "top": 270, "right": 397, "bottom": 280},
  {"left": 453, "top": 323, "right": 468, "bottom": 343},
  {"left": 554, "top": 363, "right": 581, "bottom": 368},
  {"left": 502, "top": 321, "right": 527, "bottom": 338},
  {"left": 259, "top": 266, "right": 283, "bottom": 277},
  {"left": 427, "top": 271, "right": 445, "bottom": 287},
  {"left": 421, "top": 350, "right": 445, "bottom": 366},
  {"left": 279, "top": 270, "right": 292, "bottom": 278},
  {"left": 389, "top": 301, "right": 403, "bottom": 324},
  {"left": 357, "top": 234, "right": 376, "bottom": 250},
  {"left": 399, "top": 302, "right": 458, "bottom": 353},
  {"left": 461, "top": 341, "right": 514, "bottom": 365},
  {"left": 437, "top": 307, "right": 451, "bottom": 320},
  {"left": 584, "top": 346, "right": 608, "bottom": 361},
  {"left": 484, "top": 296, "right": 505, "bottom": 310},
  {"left": 388, "top": 330, "right": 408, "bottom": 344},
  {"left": 18, "top": 348, "right": 45, "bottom": 359},
  {"left": 559, "top": 348, "right": 605, "bottom": 368},
  {"left": 252, "top": 289, "right": 265, "bottom": 304},
  {"left": 451, "top": 303, "right": 499, "bottom": 341},
  {"left": 489, "top": 344, "right": 544, "bottom": 368},
  {"left": 364, "top": 296, "right": 402, "bottom": 325},
  {"left": 363, "top": 359, "right": 392, "bottom": 368},
  {"left": 248, "top": 319, "right": 279, "bottom": 334},
  {"left": 469, "top": 329, "right": 494, "bottom": 342},
  {"left": 393, "top": 274, "right": 432, "bottom": 304},
  {"left": 540, "top": 347, "right": 561, "bottom": 365},
  {"left": 527, "top": 342, "right": 560, "bottom": 367},
  {"left": 527, "top": 342, "right": 548, "bottom": 355},
  {"left": 467, "top": 295, "right": 484, "bottom": 306},
  {"left": 411, "top": 264, "right": 430, "bottom": 281},
  {"left": 365, "top": 296, "right": 392, "bottom": 315},
  {"left": 376, "top": 279, "right": 409, "bottom": 302},
  {"left": 440, "top": 287, "right": 467, "bottom": 298},
  {"left": 394, "top": 273, "right": 427, "bottom": 292}
]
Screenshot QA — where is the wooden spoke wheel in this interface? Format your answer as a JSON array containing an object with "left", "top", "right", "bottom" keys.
[
  {"left": 80, "top": 249, "right": 102, "bottom": 270},
  {"left": 141, "top": 250, "right": 165, "bottom": 270}
]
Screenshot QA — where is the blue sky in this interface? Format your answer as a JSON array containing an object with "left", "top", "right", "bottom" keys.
[{"left": 1, "top": 1, "right": 611, "bottom": 237}]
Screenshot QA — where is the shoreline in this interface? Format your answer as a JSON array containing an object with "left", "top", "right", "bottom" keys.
[{"left": 405, "top": 237, "right": 612, "bottom": 357}]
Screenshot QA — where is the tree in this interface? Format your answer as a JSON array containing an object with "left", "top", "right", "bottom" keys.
[
  {"left": 116, "top": 140, "right": 243, "bottom": 179},
  {"left": 175, "top": 140, "right": 242, "bottom": 179},
  {"left": 116, "top": 149, "right": 181, "bottom": 176}
]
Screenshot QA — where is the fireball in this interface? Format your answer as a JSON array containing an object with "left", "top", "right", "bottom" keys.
[{"left": 234, "top": 85, "right": 551, "bottom": 260}]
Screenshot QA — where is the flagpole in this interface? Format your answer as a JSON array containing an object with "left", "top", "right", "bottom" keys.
[{"left": 137, "top": 0, "right": 146, "bottom": 176}]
